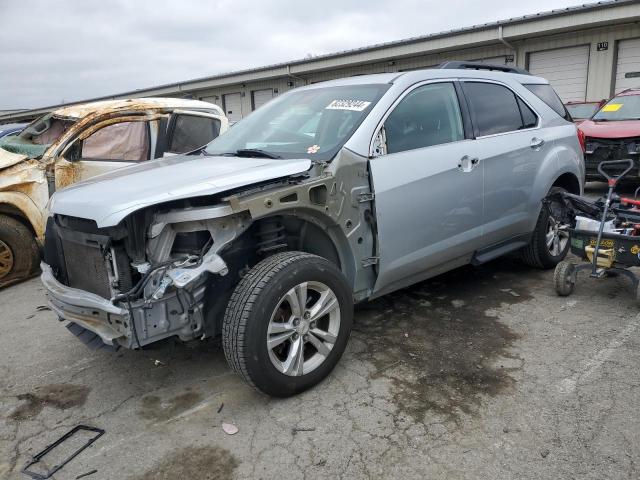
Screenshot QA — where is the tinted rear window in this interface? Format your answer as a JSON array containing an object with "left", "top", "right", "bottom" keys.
[
  {"left": 169, "top": 115, "right": 221, "bottom": 153},
  {"left": 463, "top": 82, "right": 527, "bottom": 136},
  {"left": 524, "top": 84, "right": 571, "bottom": 121}
]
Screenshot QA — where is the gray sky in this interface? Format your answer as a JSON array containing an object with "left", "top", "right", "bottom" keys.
[{"left": 1, "top": 0, "right": 585, "bottom": 110}]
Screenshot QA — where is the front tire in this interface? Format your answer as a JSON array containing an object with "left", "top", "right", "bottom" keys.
[
  {"left": 521, "top": 187, "right": 570, "bottom": 269},
  {"left": 0, "top": 215, "right": 39, "bottom": 285},
  {"left": 222, "top": 251, "right": 353, "bottom": 397}
]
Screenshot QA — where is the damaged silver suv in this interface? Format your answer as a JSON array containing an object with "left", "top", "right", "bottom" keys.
[{"left": 41, "top": 63, "right": 584, "bottom": 396}]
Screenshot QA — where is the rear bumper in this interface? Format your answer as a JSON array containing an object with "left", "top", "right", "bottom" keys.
[{"left": 41, "top": 262, "right": 129, "bottom": 346}]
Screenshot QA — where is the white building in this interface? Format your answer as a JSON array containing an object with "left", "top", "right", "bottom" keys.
[{"left": 1, "top": 0, "right": 639, "bottom": 124}]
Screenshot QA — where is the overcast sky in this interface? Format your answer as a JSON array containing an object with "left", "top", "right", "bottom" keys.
[{"left": 1, "top": 0, "right": 586, "bottom": 110}]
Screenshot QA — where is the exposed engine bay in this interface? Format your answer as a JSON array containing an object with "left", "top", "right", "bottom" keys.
[
  {"left": 43, "top": 196, "right": 261, "bottom": 349},
  {"left": 584, "top": 137, "right": 640, "bottom": 179}
]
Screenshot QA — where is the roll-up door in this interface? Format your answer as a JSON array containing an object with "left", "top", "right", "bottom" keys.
[
  {"left": 528, "top": 45, "right": 590, "bottom": 102},
  {"left": 252, "top": 89, "right": 273, "bottom": 110},
  {"left": 615, "top": 38, "right": 640, "bottom": 93},
  {"left": 223, "top": 93, "right": 243, "bottom": 122}
]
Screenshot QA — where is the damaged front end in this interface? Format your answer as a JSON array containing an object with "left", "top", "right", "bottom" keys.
[
  {"left": 42, "top": 203, "right": 250, "bottom": 350},
  {"left": 585, "top": 137, "right": 640, "bottom": 180}
]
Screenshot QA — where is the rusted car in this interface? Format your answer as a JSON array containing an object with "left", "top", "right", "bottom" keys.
[{"left": 0, "top": 98, "right": 228, "bottom": 286}]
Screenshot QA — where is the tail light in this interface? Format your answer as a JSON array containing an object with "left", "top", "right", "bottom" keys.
[{"left": 577, "top": 128, "right": 586, "bottom": 153}]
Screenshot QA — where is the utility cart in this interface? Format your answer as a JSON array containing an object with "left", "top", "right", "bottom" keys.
[{"left": 553, "top": 159, "right": 640, "bottom": 302}]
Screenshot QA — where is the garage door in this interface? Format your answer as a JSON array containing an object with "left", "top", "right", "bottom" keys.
[
  {"left": 615, "top": 38, "right": 640, "bottom": 93},
  {"left": 223, "top": 93, "right": 243, "bottom": 122},
  {"left": 200, "top": 95, "right": 222, "bottom": 109},
  {"left": 528, "top": 45, "right": 590, "bottom": 102},
  {"left": 252, "top": 89, "right": 273, "bottom": 110}
]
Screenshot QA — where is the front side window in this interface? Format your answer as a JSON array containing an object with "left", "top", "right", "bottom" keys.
[
  {"left": 81, "top": 121, "right": 150, "bottom": 162},
  {"left": 204, "top": 84, "right": 389, "bottom": 161},
  {"left": 383, "top": 82, "right": 464, "bottom": 154},
  {"left": 592, "top": 95, "right": 640, "bottom": 121},
  {"left": 463, "top": 82, "right": 531, "bottom": 136},
  {"left": 168, "top": 115, "right": 221, "bottom": 153}
]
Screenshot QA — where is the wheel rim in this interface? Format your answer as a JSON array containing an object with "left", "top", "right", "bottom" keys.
[
  {"left": 546, "top": 215, "right": 569, "bottom": 257},
  {"left": 267, "top": 281, "right": 341, "bottom": 377},
  {"left": 0, "top": 239, "right": 14, "bottom": 279}
]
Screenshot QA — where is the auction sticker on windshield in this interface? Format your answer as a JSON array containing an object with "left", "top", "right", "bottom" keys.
[
  {"left": 602, "top": 103, "right": 623, "bottom": 112},
  {"left": 326, "top": 99, "right": 372, "bottom": 111}
]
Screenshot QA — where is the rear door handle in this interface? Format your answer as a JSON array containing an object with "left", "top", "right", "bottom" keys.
[
  {"left": 530, "top": 137, "right": 545, "bottom": 149},
  {"left": 458, "top": 155, "right": 479, "bottom": 172}
]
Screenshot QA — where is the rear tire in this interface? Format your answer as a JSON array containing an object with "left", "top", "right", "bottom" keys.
[
  {"left": 522, "top": 186, "right": 570, "bottom": 269},
  {"left": 554, "top": 260, "right": 575, "bottom": 296},
  {"left": 222, "top": 251, "right": 353, "bottom": 397},
  {"left": 0, "top": 215, "right": 39, "bottom": 285}
]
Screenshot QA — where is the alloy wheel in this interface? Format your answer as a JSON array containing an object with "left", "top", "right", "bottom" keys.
[
  {"left": 0, "top": 239, "right": 14, "bottom": 279},
  {"left": 267, "top": 281, "right": 341, "bottom": 376},
  {"left": 546, "top": 216, "right": 569, "bottom": 257}
]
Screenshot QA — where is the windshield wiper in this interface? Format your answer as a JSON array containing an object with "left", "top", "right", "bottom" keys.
[
  {"left": 218, "top": 148, "right": 282, "bottom": 159},
  {"left": 235, "top": 149, "right": 282, "bottom": 159}
]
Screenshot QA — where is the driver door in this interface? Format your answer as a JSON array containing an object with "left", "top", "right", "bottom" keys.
[
  {"left": 54, "top": 118, "right": 156, "bottom": 190},
  {"left": 369, "top": 81, "right": 484, "bottom": 296}
]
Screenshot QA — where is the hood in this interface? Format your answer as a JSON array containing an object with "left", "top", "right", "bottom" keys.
[
  {"left": 579, "top": 120, "right": 640, "bottom": 139},
  {"left": 49, "top": 154, "right": 312, "bottom": 227},
  {"left": 0, "top": 146, "right": 29, "bottom": 170}
]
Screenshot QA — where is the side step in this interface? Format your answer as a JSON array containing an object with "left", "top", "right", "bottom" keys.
[
  {"left": 66, "top": 322, "right": 120, "bottom": 352},
  {"left": 471, "top": 234, "right": 531, "bottom": 266}
]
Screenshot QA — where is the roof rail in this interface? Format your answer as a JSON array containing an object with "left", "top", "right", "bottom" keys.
[{"left": 436, "top": 61, "right": 531, "bottom": 75}]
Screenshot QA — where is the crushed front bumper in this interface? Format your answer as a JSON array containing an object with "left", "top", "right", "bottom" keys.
[
  {"left": 584, "top": 138, "right": 640, "bottom": 180},
  {"left": 41, "top": 262, "right": 207, "bottom": 349},
  {"left": 41, "top": 262, "right": 129, "bottom": 347}
]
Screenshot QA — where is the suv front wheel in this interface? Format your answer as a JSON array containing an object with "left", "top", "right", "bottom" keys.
[
  {"left": 222, "top": 251, "right": 353, "bottom": 397},
  {"left": 521, "top": 186, "right": 570, "bottom": 269}
]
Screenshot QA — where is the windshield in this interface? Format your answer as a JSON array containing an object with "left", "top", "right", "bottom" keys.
[
  {"left": 592, "top": 95, "right": 640, "bottom": 121},
  {"left": 204, "top": 84, "right": 389, "bottom": 161},
  {"left": 565, "top": 103, "right": 600, "bottom": 119},
  {"left": 0, "top": 113, "right": 75, "bottom": 158}
]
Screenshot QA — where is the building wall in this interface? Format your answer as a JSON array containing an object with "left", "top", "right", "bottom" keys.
[
  {"left": 1, "top": 2, "right": 638, "bottom": 124},
  {"left": 186, "top": 22, "right": 640, "bottom": 118}
]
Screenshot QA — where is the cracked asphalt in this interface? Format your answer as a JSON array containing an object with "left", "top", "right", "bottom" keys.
[{"left": 1, "top": 184, "right": 639, "bottom": 479}]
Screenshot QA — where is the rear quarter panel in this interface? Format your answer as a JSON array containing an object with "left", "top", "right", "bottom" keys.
[{"left": 526, "top": 122, "right": 584, "bottom": 231}]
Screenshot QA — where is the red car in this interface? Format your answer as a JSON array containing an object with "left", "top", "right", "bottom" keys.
[
  {"left": 579, "top": 88, "right": 640, "bottom": 181},
  {"left": 565, "top": 100, "right": 605, "bottom": 124}
]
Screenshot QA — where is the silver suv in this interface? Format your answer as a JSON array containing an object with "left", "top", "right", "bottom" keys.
[{"left": 41, "top": 63, "right": 584, "bottom": 396}]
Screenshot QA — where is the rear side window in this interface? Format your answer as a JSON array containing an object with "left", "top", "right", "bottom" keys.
[
  {"left": 518, "top": 98, "right": 538, "bottom": 129},
  {"left": 523, "top": 83, "right": 571, "bottom": 121},
  {"left": 462, "top": 82, "right": 530, "bottom": 136},
  {"left": 384, "top": 82, "right": 464, "bottom": 154},
  {"left": 168, "top": 115, "right": 221, "bottom": 153}
]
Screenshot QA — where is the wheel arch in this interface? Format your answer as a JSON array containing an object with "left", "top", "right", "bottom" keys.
[
  {"left": 0, "top": 192, "right": 43, "bottom": 240},
  {"left": 231, "top": 209, "right": 359, "bottom": 287},
  {"left": 552, "top": 172, "right": 581, "bottom": 195}
]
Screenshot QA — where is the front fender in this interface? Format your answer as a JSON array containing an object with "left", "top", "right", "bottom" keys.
[{"left": 0, "top": 190, "right": 46, "bottom": 239}]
